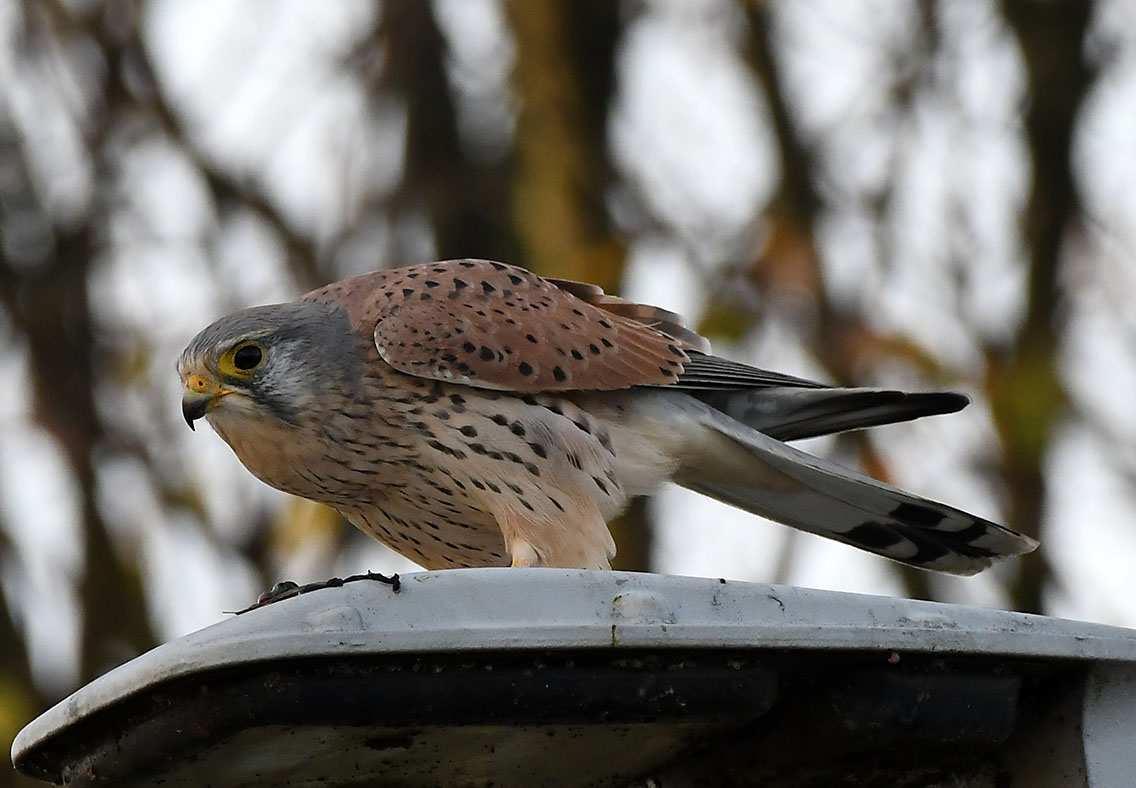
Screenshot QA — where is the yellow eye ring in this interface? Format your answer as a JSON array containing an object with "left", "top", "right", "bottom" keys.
[{"left": 220, "top": 343, "right": 264, "bottom": 378}]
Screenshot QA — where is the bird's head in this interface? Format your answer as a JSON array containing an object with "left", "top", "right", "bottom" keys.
[{"left": 178, "top": 301, "right": 361, "bottom": 436}]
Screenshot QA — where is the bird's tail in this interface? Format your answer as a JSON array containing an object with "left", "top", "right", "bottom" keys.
[{"left": 666, "top": 395, "right": 1037, "bottom": 575}]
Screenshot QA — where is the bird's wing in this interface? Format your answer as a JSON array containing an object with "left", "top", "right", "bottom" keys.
[
  {"left": 692, "top": 387, "right": 969, "bottom": 441},
  {"left": 303, "top": 259, "right": 835, "bottom": 394},
  {"left": 542, "top": 280, "right": 822, "bottom": 390},
  {"left": 672, "top": 353, "right": 827, "bottom": 390},
  {"left": 543, "top": 276, "right": 712, "bottom": 353},
  {"left": 304, "top": 259, "right": 701, "bottom": 392}
]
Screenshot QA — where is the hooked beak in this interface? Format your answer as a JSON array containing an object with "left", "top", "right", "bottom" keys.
[{"left": 182, "top": 374, "right": 222, "bottom": 431}]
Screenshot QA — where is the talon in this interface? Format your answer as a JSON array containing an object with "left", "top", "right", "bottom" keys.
[
  {"left": 363, "top": 571, "right": 401, "bottom": 593},
  {"left": 257, "top": 580, "right": 299, "bottom": 605}
]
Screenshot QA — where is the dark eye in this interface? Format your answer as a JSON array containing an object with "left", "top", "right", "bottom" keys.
[{"left": 233, "top": 344, "right": 263, "bottom": 371}]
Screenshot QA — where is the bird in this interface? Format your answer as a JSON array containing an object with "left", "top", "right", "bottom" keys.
[{"left": 178, "top": 259, "right": 1038, "bottom": 575}]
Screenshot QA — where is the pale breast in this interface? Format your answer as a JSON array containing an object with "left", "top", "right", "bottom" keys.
[{"left": 318, "top": 369, "right": 632, "bottom": 568}]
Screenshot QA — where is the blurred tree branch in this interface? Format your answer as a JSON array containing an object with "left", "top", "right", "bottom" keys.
[
  {"left": 994, "top": 0, "right": 1094, "bottom": 613},
  {"left": 505, "top": 0, "right": 624, "bottom": 287},
  {"left": 1, "top": 0, "right": 159, "bottom": 685},
  {"left": 505, "top": 0, "right": 653, "bottom": 569},
  {"left": 744, "top": 2, "right": 944, "bottom": 598},
  {"left": 375, "top": 0, "right": 519, "bottom": 263}
]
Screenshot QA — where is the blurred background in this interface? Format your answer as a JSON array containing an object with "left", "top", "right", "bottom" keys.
[{"left": 4, "top": 0, "right": 1136, "bottom": 776}]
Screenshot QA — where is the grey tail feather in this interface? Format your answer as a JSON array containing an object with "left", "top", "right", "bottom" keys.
[
  {"left": 691, "top": 387, "right": 969, "bottom": 442},
  {"left": 672, "top": 397, "right": 1037, "bottom": 575}
]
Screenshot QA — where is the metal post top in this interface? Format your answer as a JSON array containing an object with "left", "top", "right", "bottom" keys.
[{"left": 13, "top": 568, "right": 1136, "bottom": 783}]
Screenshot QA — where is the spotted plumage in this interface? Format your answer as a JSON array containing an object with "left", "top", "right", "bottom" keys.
[
  {"left": 179, "top": 259, "right": 1038, "bottom": 575},
  {"left": 306, "top": 260, "right": 691, "bottom": 392}
]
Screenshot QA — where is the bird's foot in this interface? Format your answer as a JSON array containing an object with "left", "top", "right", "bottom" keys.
[{"left": 230, "top": 571, "right": 401, "bottom": 614}]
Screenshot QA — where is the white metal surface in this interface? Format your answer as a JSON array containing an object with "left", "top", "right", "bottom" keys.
[{"left": 14, "top": 567, "right": 1136, "bottom": 764}]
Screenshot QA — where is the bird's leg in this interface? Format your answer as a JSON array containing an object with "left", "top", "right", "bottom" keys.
[
  {"left": 509, "top": 541, "right": 542, "bottom": 567},
  {"left": 490, "top": 493, "right": 615, "bottom": 569}
]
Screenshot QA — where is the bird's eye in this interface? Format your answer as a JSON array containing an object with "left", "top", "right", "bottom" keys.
[{"left": 232, "top": 344, "right": 263, "bottom": 371}]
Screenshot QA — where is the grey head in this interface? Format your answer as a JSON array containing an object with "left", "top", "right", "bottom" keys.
[{"left": 178, "top": 300, "right": 362, "bottom": 429}]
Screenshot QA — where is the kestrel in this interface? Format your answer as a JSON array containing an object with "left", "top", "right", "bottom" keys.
[{"left": 179, "top": 259, "right": 1037, "bottom": 574}]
